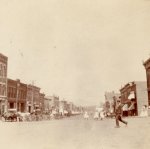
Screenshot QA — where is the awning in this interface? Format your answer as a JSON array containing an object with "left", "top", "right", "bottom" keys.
[{"left": 128, "top": 92, "right": 135, "bottom": 100}]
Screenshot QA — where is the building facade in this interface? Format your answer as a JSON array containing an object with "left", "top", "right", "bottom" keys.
[
  {"left": 0, "top": 53, "right": 8, "bottom": 115},
  {"left": 44, "top": 97, "right": 52, "bottom": 113},
  {"left": 143, "top": 58, "right": 150, "bottom": 106},
  {"left": 104, "top": 91, "right": 120, "bottom": 113},
  {"left": 47, "top": 95, "right": 59, "bottom": 111},
  {"left": 7, "top": 79, "right": 27, "bottom": 112},
  {"left": 68, "top": 102, "right": 75, "bottom": 112},
  {"left": 59, "top": 100, "right": 67, "bottom": 109},
  {"left": 27, "top": 85, "right": 40, "bottom": 113},
  {"left": 120, "top": 81, "right": 148, "bottom": 116}
]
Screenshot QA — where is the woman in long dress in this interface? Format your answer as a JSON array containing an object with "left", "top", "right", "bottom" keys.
[
  {"left": 84, "top": 111, "right": 89, "bottom": 120},
  {"left": 94, "top": 111, "right": 99, "bottom": 120},
  {"left": 100, "top": 110, "right": 105, "bottom": 120},
  {"left": 140, "top": 105, "right": 148, "bottom": 117}
]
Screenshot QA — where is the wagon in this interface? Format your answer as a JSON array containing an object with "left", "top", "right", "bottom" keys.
[{"left": 2, "top": 109, "right": 18, "bottom": 122}]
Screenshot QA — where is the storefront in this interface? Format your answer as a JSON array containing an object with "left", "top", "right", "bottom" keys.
[{"left": 120, "top": 81, "right": 148, "bottom": 116}]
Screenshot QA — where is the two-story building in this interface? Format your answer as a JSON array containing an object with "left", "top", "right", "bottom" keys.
[
  {"left": 7, "top": 79, "right": 27, "bottom": 112},
  {"left": 27, "top": 85, "right": 40, "bottom": 113},
  {"left": 120, "top": 81, "right": 148, "bottom": 116}
]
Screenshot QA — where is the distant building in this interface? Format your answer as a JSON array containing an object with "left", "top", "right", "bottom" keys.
[
  {"left": 44, "top": 97, "right": 52, "bottom": 113},
  {"left": 120, "top": 81, "right": 148, "bottom": 116},
  {"left": 46, "top": 95, "right": 59, "bottom": 111},
  {"left": 104, "top": 91, "right": 120, "bottom": 113},
  {"left": 59, "top": 100, "right": 66, "bottom": 108},
  {"left": 7, "top": 79, "right": 27, "bottom": 112},
  {"left": 58, "top": 100, "right": 67, "bottom": 115},
  {"left": 59, "top": 100, "right": 67, "bottom": 112},
  {"left": 68, "top": 102, "right": 74, "bottom": 112},
  {"left": 0, "top": 53, "right": 8, "bottom": 115}
]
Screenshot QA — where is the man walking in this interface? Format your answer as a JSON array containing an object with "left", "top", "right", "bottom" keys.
[{"left": 114, "top": 96, "right": 128, "bottom": 128}]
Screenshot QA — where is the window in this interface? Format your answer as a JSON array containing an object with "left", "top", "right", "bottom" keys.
[{"left": 10, "top": 103, "right": 14, "bottom": 109}]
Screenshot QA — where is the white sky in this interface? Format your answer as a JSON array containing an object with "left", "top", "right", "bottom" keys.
[{"left": 0, "top": 0, "right": 150, "bottom": 106}]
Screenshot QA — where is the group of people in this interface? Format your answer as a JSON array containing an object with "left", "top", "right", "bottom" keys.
[
  {"left": 83, "top": 95, "right": 149, "bottom": 128},
  {"left": 112, "top": 96, "right": 149, "bottom": 128},
  {"left": 83, "top": 110, "right": 105, "bottom": 120},
  {"left": 83, "top": 96, "right": 128, "bottom": 128}
]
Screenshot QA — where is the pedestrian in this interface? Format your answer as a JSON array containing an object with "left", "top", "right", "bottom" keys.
[
  {"left": 93, "top": 110, "right": 99, "bottom": 120},
  {"left": 140, "top": 105, "right": 148, "bottom": 117},
  {"left": 84, "top": 111, "right": 89, "bottom": 120},
  {"left": 114, "top": 97, "right": 128, "bottom": 128},
  {"left": 99, "top": 110, "right": 105, "bottom": 120}
]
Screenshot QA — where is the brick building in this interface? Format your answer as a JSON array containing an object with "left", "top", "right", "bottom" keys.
[
  {"left": 27, "top": 85, "right": 40, "bottom": 113},
  {"left": 7, "top": 79, "right": 27, "bottom": 112},
  {"left": 120, "top": 81, "right": 148, "bottom": 116},
  {"left": 0, "top": 53, "right": 8, "bottom": 115}
]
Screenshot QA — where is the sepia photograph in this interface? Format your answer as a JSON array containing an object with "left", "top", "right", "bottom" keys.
[{"left": 0, "top": 0, "right": 150, "bottom": 149}]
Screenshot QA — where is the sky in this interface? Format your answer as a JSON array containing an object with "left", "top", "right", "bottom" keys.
[{"left": 0, "top": 0, "right": 150, "bottom": 106}]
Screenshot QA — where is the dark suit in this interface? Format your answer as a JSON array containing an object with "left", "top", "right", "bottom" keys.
[{"left": 115, "top": 103, "right": 127, "bottom": 127}]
